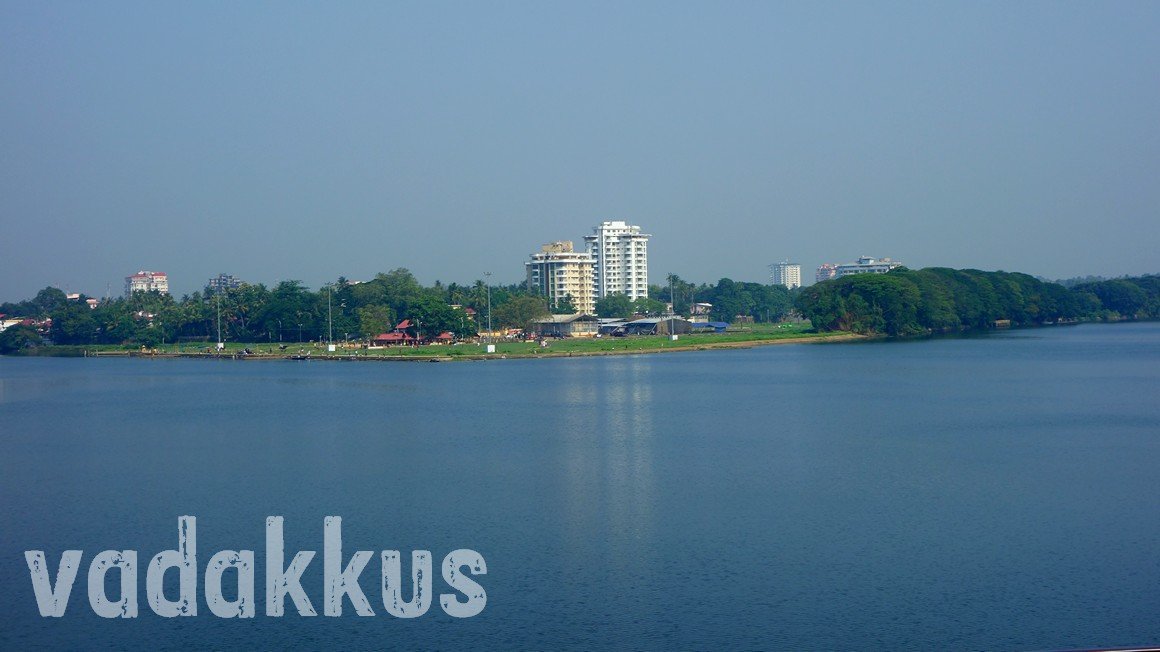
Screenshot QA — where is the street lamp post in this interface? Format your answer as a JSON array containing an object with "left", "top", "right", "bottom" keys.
[
  {"left": 484, "top": 271, "right": 493, "bottom": 344},
  {"left": 327, "top": 285, "right": 335, "bottom": 352},
  {"left": 669, "top": 273, "right": 675, "bottom": 338}
]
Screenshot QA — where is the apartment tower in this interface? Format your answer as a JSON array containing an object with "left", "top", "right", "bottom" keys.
[
  {"left": 583, "top": 220, "right": 650, "bottom": 301},
  {"left": 525, "top": 241, "right": 597, "bottom": 315},
  {"left": 769, "top": 261, "right": 802, "bottom": 289}
]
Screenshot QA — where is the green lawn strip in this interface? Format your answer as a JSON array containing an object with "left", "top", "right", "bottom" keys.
[{"left": 66, "top": 323, "right": 848, "bottom": 358}]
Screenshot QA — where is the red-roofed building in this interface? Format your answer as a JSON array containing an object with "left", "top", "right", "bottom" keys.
[
  {"left": 370, "top": 319, "right": 420, "bottom": 347},
  {"left": 371, "top": 332, "right": 416, "bottom": 346}
]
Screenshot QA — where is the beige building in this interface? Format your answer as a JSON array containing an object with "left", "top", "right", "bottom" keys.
[{"left": 525, "top": 241, "right": 596, "bottom": 315}]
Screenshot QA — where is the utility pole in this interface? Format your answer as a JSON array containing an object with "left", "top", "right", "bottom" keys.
[
  {"left": 669, "top": 273, "right": 675, "bottom": 338},
  {"left": 484, "top": 271, "right": 493, "bottom": 344},
  {"left": 216, "top": 291, "right": 222, "bottom": 350}
]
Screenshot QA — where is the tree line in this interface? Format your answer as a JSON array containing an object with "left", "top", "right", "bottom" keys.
[
  {"left": 1, "top": 271, "right": 802, "bottom": 351},
  {"left": 1, "top": 270, "right": 508, "bottom": 349},
  {"left": 8, "top": 266, "right": 1149, "bottom": 350},
  {"left": 795, "top": 268, "right": 1160, "bottom": 336},
  {"left": 593, "top": 275, "right": 794, "bottom": 324}
]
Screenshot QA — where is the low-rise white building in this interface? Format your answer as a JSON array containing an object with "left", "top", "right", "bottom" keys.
[{"left": 836, "top": 257, "right": 903, "bottom": 277}]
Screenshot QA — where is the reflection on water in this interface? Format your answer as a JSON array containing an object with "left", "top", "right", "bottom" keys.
[
  {"left": 558, "top": 358, "right": 655, "bottom": 571},
  {"left": 1, "top": 323, "right": 1159, "bottom": 650}
]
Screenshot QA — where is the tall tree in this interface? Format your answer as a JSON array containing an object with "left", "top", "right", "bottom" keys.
[
  {"left": 595, "top": 293, "right": 634, "bottom": 319},
  {"left": 494, "top": 296, "right": 550, "bottom": 331}
]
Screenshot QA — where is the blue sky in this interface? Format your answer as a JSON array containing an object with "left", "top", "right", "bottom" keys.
[{"left": 2, "top": 1, "right": 1158, "bottom": 298}]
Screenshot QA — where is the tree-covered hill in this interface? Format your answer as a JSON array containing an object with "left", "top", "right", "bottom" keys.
[{"left": 796, "top": 269, "right": 1158, "bottom": 336}]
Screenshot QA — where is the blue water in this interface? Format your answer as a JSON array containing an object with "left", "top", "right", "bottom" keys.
[{"left": 1, "top": 323, "right": 1158, "bottom": 650}]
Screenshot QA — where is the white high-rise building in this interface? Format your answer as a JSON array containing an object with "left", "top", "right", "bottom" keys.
[
  {"left": 124, "top": 270, "right": 169, "bottom": 296},
  {"left": 584, "top": 220, "right": 650, "bottom": 300},
  {"left": 769, "top": 261, "right": 802, "bottom": 289},
  {"left": 526, "top": 241, "right": 597, "bottom": 315}
]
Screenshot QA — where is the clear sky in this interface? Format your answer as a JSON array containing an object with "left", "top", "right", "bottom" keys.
[{"left": 2, "top": 1, "right": 1158, "bottom": 299}]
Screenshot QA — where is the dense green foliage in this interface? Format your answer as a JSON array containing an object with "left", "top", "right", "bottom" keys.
[
  {"left": 593, "top": 294, "right": 676, "bottom": 319},
  {"left": 647, "top": 274, "right": 794, "bottom": 324},
  {"left": 492, "top": 295, "right": 550, "bottom": 331},
  {"left": 1073, "top": 277, "right": 1160, "bottom": 319},
  {"left": 0, "top": 273, "right": 806, "bottom": 349},
  {"left": 5, "top": 268, "right": 1155, "bottom": 348},
  {"left": 796, "top": 269, "right": 1158, "bottom": 336},
  {"left": 0, "top": 324, "right": 42, "bottom": 354},
  {"left": 0, "top": 269, "right": 506, "bottom": 346},
  {"left": 595, "top": 294, "right": 634, "bottom": 318}
]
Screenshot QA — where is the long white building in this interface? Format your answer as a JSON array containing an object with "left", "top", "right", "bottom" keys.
[
  {"left": 836, "top": 256, "right": 903, "bottom": 277},
  {"left": 584, "top": 220, "right": 650, "bottom": 300},
  {"left": 525, "top": 241, "right": 597, "bottom": 315},
  {"left": 769, "top": 261, "right": 802, "bottom": 289}
]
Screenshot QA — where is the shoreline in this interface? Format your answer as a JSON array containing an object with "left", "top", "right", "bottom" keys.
[
  {"left": 62, "top": 332, "right": 868, "bottom": 362},
  {"left": 14, "top": 320, "right": 1140, "bottom": 363}
]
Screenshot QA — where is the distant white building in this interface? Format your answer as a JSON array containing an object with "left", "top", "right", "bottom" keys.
[
  {"left": 526, "top": 241, "right": 597, "bottom": 315},
  {"left": 816, "top": 264, "right": 839, "bottom": 283},
  {"left": 584, "top": 220, "right": 650, "bottom": 300},
  {"left": 208, "top": 273, "right": 242, "bottom": 292},
  {"left": 836, "top": 256, "right": 903, "bottom": 277},
  {"left": 66, "top": 294, "right": 98, "bottom": 309},
  {"left": 125, "top": 270, "right": 169, "bottom": 297},
  {"left": 769, "top": 261, "right": 802, "bottom": 289}
]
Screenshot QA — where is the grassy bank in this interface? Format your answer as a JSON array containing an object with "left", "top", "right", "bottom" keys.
[{"left": 52, "top": 323, "right": 857, "bottom": 360}]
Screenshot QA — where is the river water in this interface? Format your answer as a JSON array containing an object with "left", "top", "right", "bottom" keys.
[{"left": 1, "top": 322, "right": 1158, "bottom": 650}]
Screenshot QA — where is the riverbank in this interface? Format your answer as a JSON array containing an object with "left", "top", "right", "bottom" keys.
[
  {"left": 15, "top": 324, "right": 867, "bottom": 361},
  {"left": 74, "top": 331, "right": 866, "bottom": 362}
]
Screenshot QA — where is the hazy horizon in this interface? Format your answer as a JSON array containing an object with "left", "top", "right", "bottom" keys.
[{"left": 3, "top": 2, "right": 1158, "bottom": 300}]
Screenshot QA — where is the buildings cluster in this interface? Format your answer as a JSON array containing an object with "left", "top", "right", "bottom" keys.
[
  {"left": 116, "top": 246, "right": 898, "bottom": 315},
  {"left": 815, "top": 256, "right": 903, "bottom": 283},
  {"left": 525, "top": 220, "right": 651, "bottom": 314},
  {"left": 766, "top": 256, "right": 904, "bottom": 288},
  {"left": 120, "top": 272, "right": 247, "bottom": 299}
]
